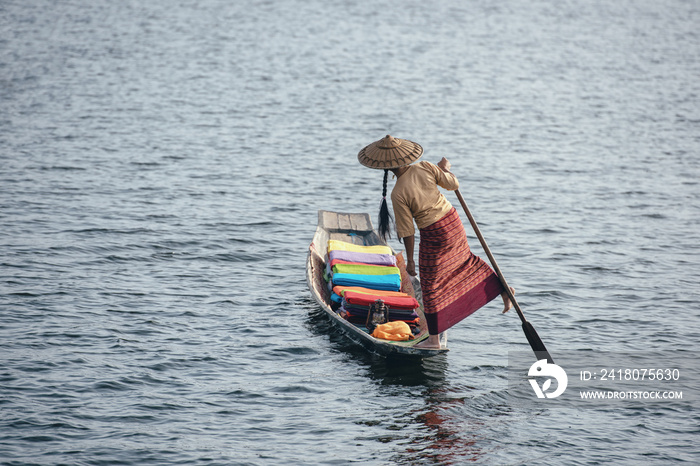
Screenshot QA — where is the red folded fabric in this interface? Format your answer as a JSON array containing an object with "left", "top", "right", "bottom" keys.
[
  {"left": 343, "top": 291, "right": 419, "bottom": 310},
  {"left": 332, "top": 286, "right": 410, "bottom": 298}
]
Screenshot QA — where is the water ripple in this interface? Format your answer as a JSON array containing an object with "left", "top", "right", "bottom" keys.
[{"left": 2, "top": 0, "right": 699, "bottom": 464}]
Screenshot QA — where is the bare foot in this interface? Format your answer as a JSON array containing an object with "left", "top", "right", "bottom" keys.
[
  {"left": 502, "top": 287, "right": 515, "bottom": 313},
  {"left": 414, "top": 334, "right": 441, "bottom": 349}
]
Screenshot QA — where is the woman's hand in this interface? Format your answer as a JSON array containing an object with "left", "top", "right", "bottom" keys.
[
  {"left": 437, "top": 157, "right": 451, "bottom": 173},
  {"left": 406, "top": 258, "right": 417, "bottom": 276}
]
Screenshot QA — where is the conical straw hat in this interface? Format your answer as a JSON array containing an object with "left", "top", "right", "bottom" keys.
[{"left": 358, "top": 135, "right": 423, "bottom": 169}]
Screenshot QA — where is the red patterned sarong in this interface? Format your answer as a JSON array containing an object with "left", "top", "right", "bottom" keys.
[{"left": 419, "top": 207, "right": 503, "bottom": 334}]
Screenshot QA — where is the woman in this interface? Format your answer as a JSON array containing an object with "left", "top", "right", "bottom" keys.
[{"left": 358, "top": 135, "right": 513, "bottom": 349}]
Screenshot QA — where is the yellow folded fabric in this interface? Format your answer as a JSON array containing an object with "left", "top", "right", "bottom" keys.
[
  {"left": 333, "top": 263, "right": 400, "bottom": 276},
  {"left": 371, "top": 321, "right": 413, "bottom": 341},
  {"left": 327, "top": 240, "right": 392, "bottom": 256}
]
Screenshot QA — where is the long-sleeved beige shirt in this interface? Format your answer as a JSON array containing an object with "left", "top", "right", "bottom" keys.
[{"left": 390, "top": 161, "right": 459, "bottom": 238}]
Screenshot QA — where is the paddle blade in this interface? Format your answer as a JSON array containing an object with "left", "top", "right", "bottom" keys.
[{"left": 522, "top": 321, "right": 554, "bottom": 364}]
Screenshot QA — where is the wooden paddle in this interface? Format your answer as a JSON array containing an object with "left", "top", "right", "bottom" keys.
[{"left": 454, "top": 188, "right": 555, "bottom": 364}]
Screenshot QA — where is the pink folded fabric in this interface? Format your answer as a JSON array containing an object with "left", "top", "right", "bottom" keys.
[{"left": 328, "top": 250, "right": 396, "bottom": 267}]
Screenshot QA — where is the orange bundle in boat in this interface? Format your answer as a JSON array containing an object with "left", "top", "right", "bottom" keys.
[{"left": 371, "top": 321, "right": 414, "bottom": 341}]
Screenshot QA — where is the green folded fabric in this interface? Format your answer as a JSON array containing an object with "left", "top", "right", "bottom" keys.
[{"left": 332, "top": 263, "right": 400, "bottom": 276}]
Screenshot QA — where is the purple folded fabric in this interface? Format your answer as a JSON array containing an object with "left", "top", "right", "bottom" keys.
[{"left": 328, "top": 250, "right": 396, "bottom": 267}]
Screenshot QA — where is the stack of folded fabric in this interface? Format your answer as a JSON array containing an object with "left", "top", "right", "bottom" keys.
[
  {"left": 326, "top": 240, "right": 399, "bottom": 297},
  {"left": 326, "top": 240, "right": 420, "bottom": 333},
  {"left": 326, "top": 240, "right": 401, "bottom": 293}
]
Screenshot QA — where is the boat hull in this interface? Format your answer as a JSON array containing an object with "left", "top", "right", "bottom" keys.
[{"left": 306, "top": 210, "right": 447, "bottom": 358}]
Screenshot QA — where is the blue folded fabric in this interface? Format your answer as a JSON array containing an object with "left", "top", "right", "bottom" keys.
[
  {"left": 331, "top": 273, "right": 401, "bottom": 291},
  {"left": 339, "top": 304, "right": 419, "bottom": 326},
  {"left": 342, "top": 303, "right": 418, "bottom": 320},
  {"left": 342, "top": 303, "right": 419, "bottom": 319}
]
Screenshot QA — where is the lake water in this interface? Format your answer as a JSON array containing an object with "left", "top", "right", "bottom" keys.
[{"left": 2, "top": 0, "right": 699, "bottom": 464}]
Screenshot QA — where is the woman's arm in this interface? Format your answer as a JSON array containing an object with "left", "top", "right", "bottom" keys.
[
  {"left": 437, "top": 157, "right": 451, "bottom": 172},
  {"left": 402, "top": 234, "right": 417, "bottom": 276},
  {"left": 431, "top": 158, "right": 459, "bottom": 190}
]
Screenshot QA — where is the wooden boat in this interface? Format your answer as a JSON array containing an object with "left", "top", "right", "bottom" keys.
[{"left": 306, "top": 210, "right": 448, "bottom": 358}]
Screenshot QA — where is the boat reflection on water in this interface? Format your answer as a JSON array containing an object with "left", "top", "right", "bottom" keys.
[
  {"left": 363, "top": 354, "right": 448, "bottom": 388},
  {"left": 405, "top": 392, "right": 489, "bottom": 465},
  {"left": 356, "top": 354, "right": 492, "bottom": 464},
  {"left": 304, "top": 298, "right": 507, "bottom": 464},
  {"left": 366, "top": 358, "right": 510, "bottom": 465}
]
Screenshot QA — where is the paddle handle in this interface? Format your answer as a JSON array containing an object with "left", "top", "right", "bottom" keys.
[
  {"left": 453, "top": 187, "right": 554, "bottom": 363},
  {"left": 454, "top": 189, "right": 526, "bottom": 324}
]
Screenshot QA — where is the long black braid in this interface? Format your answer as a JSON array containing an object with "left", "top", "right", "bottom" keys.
[{"left": 378, "top": 169, "right": 394, "bottom": 242}]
